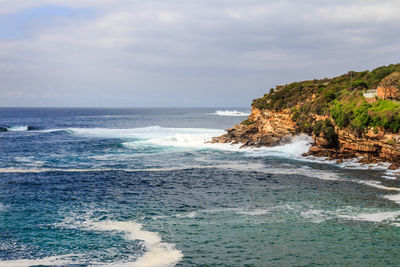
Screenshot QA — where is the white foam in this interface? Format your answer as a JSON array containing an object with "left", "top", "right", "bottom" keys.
[
  {"left": 0, "top": 254, "right": 79, "bottom": 267},
  {"left": 0, "top": 162, "right": 341, "bottom": 184},
  {"left": 176, "top": 211, "right": 197, "bottom": 218},
  {"left": 382, "top": 175, "right": 397, "bottom": 180},
  {"left": 64, "top": 126, "right": 223, "bottom": 140},
  {"left": 236, "top": 209, "right": 270, "bottom": 216},
  {"left": 90, "top": 220, "right": 183, "bottom": 267},
  {"left": 304, "top": 155, "right": 393, "bottom": 171},
  {"left": 261, "top": 166, "right": 340, "bottom": 181},
  {"left": 356, "top": 180, "right": 400, "bottom": 192},
  {"left": 77, "top": 115, "right": 139, "bottom": 118},
  {"left": 13, "top": 156, "right": 45, "bottom": 167},
  {"left": 233, "top": 135, "right": 313, "bottom": 158},
  {"left": 124, "top": 132, "right": 224, "bottom": 150},
  {"left": 300, "top": 210, "right": 329, "bottom": 223},
  {"left": 213, "top": 110, "right": 250, "bottom": 116},
  {"left": 40, "top": 126, "right": 313, "bottom": 160},
  {"left": 383, "top": 194, "right": 400, "bottom": 204},
  {"left": 6, "top": 125, "right": 28, "bottom": 132},
  {"left": 338, "top": 211, "right": 400, "bottom": 223},
  {"left": 383, "top": 169, "right": 400, "bottom": 180}
]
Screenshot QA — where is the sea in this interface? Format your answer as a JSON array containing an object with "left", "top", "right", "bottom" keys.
[{"left": 0, "top": 107, "right": 399, "bottom": 266}]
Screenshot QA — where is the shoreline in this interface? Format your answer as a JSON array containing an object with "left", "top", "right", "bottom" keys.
[{"left": 211, "top": 107, "right": 400, "bottom": 171}]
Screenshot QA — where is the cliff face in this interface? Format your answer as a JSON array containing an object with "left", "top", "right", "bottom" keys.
[
  {"left": 213, "top": 107, "right": 400, "bottom": 168},
  {"left": 211, "top": 108, "right": 297, "bottom": 147}
]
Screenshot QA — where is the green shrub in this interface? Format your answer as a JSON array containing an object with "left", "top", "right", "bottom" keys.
[
  {"left": 242, "top": 119, "right": 255, "bottom": 126},
  {"left": 250, "top": 63, "right": 400, "bottom": 134},
  {"left": 312, "top": 120, "right": 324, "bottom": 136},
  {"left": 291, "top": 108, "right": 300, "bottom": 121}
]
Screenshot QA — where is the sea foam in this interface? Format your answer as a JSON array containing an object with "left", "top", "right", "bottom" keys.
[
  {"left": 0, "top": 254, "right": 80, "bottom": 267},
  {"left": 338, "top": 211, "right": 400, "bottom": 223},
  {"left": 6, "top": 218, "right": 184, "bottom": 266},
  {"left": 383, "top": 194, "right": 400, "bottom": 205},
  {"left": 89, "top": 220, "right": 183, "bottom": 267}
]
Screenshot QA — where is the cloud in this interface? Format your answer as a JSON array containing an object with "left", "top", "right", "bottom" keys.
[{"left": 1, "top": 0, "right": 400, "bottom": 107}]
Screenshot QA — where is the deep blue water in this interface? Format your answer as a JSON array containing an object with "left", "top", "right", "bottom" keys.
[{"left": 0, "top": 108, "right": 399, "bottom": 266}]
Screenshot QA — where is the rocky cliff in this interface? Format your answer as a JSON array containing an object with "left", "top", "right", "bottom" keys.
[
  {"left": 212, "top": 107, "right": 400, "bottom": 169},
  {"left": 212, "top": 108, "right": 296, "bottom": 147}
]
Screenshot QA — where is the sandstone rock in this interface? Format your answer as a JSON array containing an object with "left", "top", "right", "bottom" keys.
[
  {"left": 389, "top": 163, "right": 400, "bottom": 170},
  {"left": 212, "top": 107, "right": 400, "bottom": 169}
]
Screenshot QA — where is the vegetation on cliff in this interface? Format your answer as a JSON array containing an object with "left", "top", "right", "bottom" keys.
[{"left": 250, "top": 63, "right": 400, "bottom": 146}]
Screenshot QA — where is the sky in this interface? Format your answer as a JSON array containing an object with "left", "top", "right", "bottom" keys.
[{"left": 1, "top": 0, "right": 400, "bottom": 107}]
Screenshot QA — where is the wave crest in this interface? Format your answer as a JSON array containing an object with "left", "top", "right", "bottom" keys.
[
  {"left": 0, "top": 126, "right": 29, "bottom": 132},
  {"left": 213, "top": 110, "right": 250, "bottom": 116}
]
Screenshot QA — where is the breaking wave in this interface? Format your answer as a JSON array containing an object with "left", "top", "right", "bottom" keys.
[
  {"left": 44, "top": 126, "right": 223, "bottom": 140},
  {"left": 213, "top": 110, "right": 250, "bottom": 116},
  {"left": 38, "top": 126, "right": 314, "bottom": 160},
  {"left": 1, "top": 126, "right": 29, "bottom": 132}
]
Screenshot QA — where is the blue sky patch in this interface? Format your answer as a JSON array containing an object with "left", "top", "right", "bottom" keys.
[{"left": 0, "top": 5, "right": 93, "bottom": 39}]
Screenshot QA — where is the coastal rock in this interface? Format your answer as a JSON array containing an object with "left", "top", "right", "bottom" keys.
[
  {"left": 211, "top": 108, "right": 297, "bottom": 147},
  {"left": 213, "top": 107, "right": 400, "bottom": 167}
]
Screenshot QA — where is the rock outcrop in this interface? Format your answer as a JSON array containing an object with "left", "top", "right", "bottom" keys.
[
  {"left": 211, "top": 108, "right": 296, "bottom": 147},
  {"left": 212, "top": 107, "right": 400, "bottom": 168}
]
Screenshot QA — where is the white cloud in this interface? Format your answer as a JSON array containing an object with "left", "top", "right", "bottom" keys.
[
  {"left": 1, "top": 0, "right": 400, "bottom": 106},
  {"left": 316, "top": 1, "right": 400, "bottom": 24}
]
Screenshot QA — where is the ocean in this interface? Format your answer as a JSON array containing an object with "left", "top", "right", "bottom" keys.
[{"left": 0, "top": 107, "right": 399, "bottom": 266}]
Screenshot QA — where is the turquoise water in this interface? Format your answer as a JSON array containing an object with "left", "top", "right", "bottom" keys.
[{"left": 0, "top": 108, "right": 399, "bottom": 266}]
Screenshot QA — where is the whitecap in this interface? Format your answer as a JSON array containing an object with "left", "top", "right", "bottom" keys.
[
  {"left": 338, "top": 211, "right": 400, "bottom": 223},
  {"left": 6, "top": 126, "right": 28, "bottom": 132},
  {"left": 63, "top": 126, "right": 223, "bottom": 140},
  {"left": 213, "top": 110, "right": 250, "bottom": 116},
  {"left": 39, "top": 126, "right": 313, "bottom": 159}
]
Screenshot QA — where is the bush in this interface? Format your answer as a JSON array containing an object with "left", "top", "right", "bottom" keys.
[
  {"left": 297, "top": 120, "right": 313, "bottom": 134},
  {"left": 250, "top": 63, "right": 400, "bottom": 134},
  {"left": 242, "top": 119, "right": 255, "bottom": 126},
  {"left": 312, "top": 120, "right": 324, "bottom": 136},
  {"left": 291, "top": 108, "right": 300, "bottom": 121}
]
